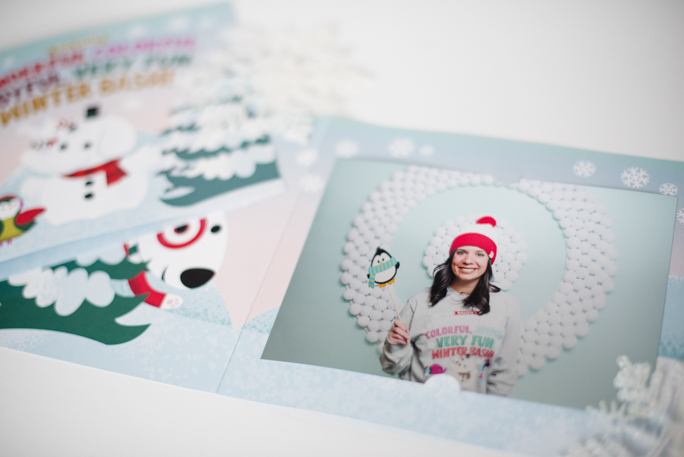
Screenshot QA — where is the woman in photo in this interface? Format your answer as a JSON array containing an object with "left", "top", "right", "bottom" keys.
[{"left": 380, "top": 216, "right": 521, "bottom": 396}]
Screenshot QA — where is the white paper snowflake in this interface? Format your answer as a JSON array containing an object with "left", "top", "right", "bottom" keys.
[
  {"left": 573, "top": 161, "right": 596, "bottom": 178},
  {"left": 677, "top": 209, "right": 684, "bottom": 225},
  {"left": 335, "top": 140, "right": 359, "bottom": 158},
  {"left": 419, "top": 145, "right": 435, "bottom": 157},
  {"left": 388, "top": 138, "right": 415, "bottom": 157},
  {"left": 563, "top": 357, "right": 684, "bottom": 457},
  {"left": 659, "top": 183, "right": 679, "bottom": 196},
  {"left": 296, "top": 149, "right": 318, "bottom": 167},
  {"left": 299, "top": 174, "right": 325, "bottom": 193},
  {"left": 621, "top": 167, "right": 650, "bottom": 189}
]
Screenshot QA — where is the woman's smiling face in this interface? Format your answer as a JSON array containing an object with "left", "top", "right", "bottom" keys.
[{"left": 451, "top": 245, "right": 489, "bottom": 283}]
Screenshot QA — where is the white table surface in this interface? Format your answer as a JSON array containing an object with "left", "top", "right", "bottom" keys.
[{"left": 1, "top": 1, "right": 682, "bottom": 455}]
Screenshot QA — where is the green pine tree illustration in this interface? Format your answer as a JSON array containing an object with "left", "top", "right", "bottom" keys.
[{"left": 0, "top": 256, "right": 151, "bottom": 345}]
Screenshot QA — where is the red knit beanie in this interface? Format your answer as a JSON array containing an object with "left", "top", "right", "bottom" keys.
[{"left": 449, "top": 216, "right": 498, "bottom": 264}]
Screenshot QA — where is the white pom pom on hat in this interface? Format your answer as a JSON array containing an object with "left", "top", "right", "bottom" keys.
[{"left": 449, "top": 216, "right": 499, "bottom": 263}]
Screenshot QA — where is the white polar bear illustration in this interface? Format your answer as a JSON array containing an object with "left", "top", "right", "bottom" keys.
[{"left": 19, "top": 107, "right": 160, "bottom": 226}]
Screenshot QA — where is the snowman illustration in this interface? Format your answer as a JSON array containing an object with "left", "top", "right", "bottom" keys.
[{"left": 19, "top": 106, "right": 160, "bottom": 225}]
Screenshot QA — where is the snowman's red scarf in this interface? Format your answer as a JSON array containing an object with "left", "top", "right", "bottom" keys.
[
  {"left": 64, "top": 159, "right": 127, "bottom": 185},
  {"left": 128, "top": 271, "right": 165, "bottom": 307}
]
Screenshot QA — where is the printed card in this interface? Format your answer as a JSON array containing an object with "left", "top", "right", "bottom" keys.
[{"left": 0, "top": 4, "right": 283, "bottom": 267}]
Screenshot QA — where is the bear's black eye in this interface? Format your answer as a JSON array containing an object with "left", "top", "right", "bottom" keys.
[
  {"left": 84, "top": 142, "right": 91, "bottom": 149},
  {"left": 175, "top": 225, "right": 188, "bottom": 233},
  {"left": 211, "top": 225, "right": 221, "bottom": 233}
]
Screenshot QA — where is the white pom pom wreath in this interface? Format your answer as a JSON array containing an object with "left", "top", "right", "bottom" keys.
[
  {"left": 366, "top": 331, "right": 379, "bottom": 343},
  {"left": 340, "top": 169, "right": 618, "bottom": 374}
]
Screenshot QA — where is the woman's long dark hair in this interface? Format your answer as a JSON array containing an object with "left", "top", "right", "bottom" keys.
[{"left": 429, "top": 249, "right": 500, "bottom": 314}]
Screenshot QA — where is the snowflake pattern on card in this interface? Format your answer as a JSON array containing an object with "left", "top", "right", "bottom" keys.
[
  {"left": 419, "top": 145, "right": 435, "bottom": 157},
  {"left": 335, "top": 140, "right": 359, "bottom": 158},
  {"left": 620, "top": 167, "right": 650, "bottom": 189},
  {"left": 573, "top": 161, "right": 596, "bottom": 178},
  {"left": 299, "top": 174, "right": 324, "bottom": 193},
  {"left": 388, "top": 138, "right": 415, "bottom": 157},
  {"left": 659, "top": 183, "right": 679, "bottom": 196},
  {"left": 678, "top": 209, "right": 684, "bottom": 225},
  {"left": 296, "top": 149, "right": 318, "bottom": 167}
]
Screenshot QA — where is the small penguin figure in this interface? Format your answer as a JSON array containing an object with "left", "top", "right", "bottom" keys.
[
  {"left": 367, "top": 247, "right": 400, "bottom": 288},
  {"left": 0, "top": 195, "right": 44, "bottom": 245}
]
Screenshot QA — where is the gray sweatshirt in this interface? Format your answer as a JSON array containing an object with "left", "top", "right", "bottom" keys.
[{"left": 380, "top": 287, "right": 521, "bottom": 396}]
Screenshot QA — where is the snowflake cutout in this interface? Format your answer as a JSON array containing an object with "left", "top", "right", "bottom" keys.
[
  {"left": 678, "top": 209, "right": 684, "bottom": 225},
  {"left": 564, "top": 357, "right": 684, "bottom": 457},
  {"left": 573, "top": 161, "right": 596, "bottom": 178},
  {"left": 296, "top": 149, "right": 318, "bottom": 167},
  {"left": 621, "top": 167, "right": 650, "bottom": 189},
  {"left": 388, "top": 138, "right": 415, "bottom": 157},
  {"left": 659, "top": 182, "right": 678, "bottom": 196},
  {"left": 299, "top": 174, "right": 325, "bottom": 193},
  {"left": 419, "top": 145, "right": 434, "bottom": 157},
  {"left": 335, "top": 140, "right": 359, "bottom": 158}
]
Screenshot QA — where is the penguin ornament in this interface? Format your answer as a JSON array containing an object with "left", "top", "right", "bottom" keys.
[{"left": 367, "top": 248, "right": 400, "bottom": 289}]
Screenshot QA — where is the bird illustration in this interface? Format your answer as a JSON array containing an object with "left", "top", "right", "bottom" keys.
[{"left": 0, "top": 195, "right": 45, "bottom": 244}]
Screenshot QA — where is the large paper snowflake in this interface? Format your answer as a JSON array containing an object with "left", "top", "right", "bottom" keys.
[
  {"left": 563, "top": 357, "right": 684, "bottom": 457},
  {"left": 621, "top": 167, "right": 650, "bottom": 189},
  {"left": 387, "top": 138, "right": 415, "bottom": 157},
  {"left": 659, "top": 183, "right": 679, "bottom": 197},
  {"left": 573, "top": 161, "right": 596, "bottom": 178}
]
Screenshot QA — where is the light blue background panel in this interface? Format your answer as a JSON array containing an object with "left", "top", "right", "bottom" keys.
[{"left": 263, "top": 158, "right": 676, "bottom": 409}]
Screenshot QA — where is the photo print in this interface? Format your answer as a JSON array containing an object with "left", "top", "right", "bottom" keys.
[{"left": 262, "top": 158, "right": 677, "bottom": 409}]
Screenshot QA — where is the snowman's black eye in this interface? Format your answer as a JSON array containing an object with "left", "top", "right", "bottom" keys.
[
  {"left": 211, "top": 225, "right": 221, "bottom": 233},
  {"left": 175, "top": 225, "right": 188, "bottom": 233},
  {"left": 60, "top": 143, "right": 68, "bottom": 150},
  {"left": 84, "top": 142, "right": 91, "bottom": 149}
]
